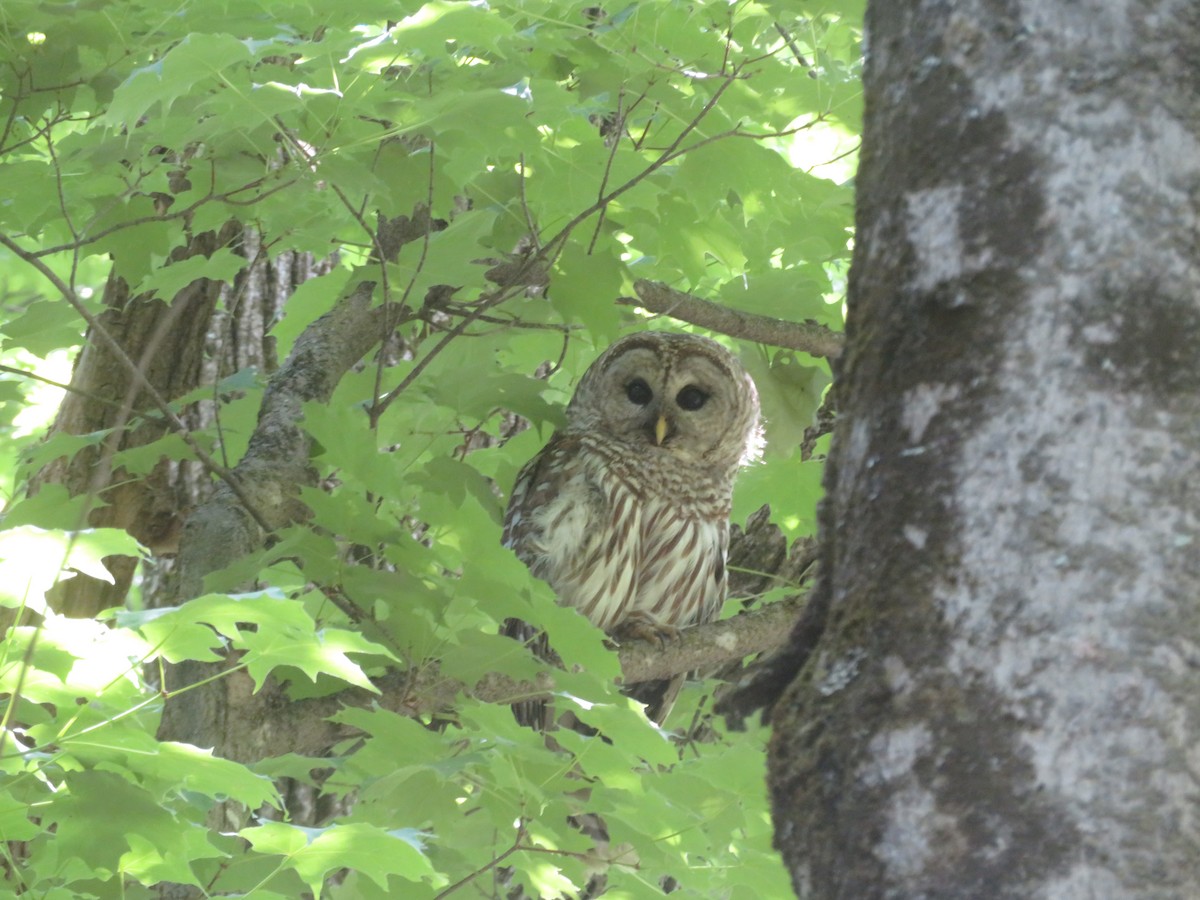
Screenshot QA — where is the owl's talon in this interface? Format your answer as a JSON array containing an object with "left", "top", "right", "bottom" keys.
[{"left": 611, "top": 613, "right": 680, "bottom": 649}]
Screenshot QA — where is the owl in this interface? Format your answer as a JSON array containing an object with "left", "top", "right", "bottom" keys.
[{"left": 502, "top": 331, "right": 762, "bottom": 726}]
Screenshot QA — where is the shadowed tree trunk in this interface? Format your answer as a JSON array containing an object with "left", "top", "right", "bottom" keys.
[
  {"left": 765, "top": 1, "right": 1200, "bottom": 895},
  {"left": 31, "top": 224, "right": 329, "bottom": 618}
]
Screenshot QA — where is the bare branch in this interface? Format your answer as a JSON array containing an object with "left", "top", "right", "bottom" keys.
[
  {"left": 774, "top": 22, "right": 813, "bottom": 70},
  {"left": 623, "top": 279, "right": 844, "bottom": 358}
]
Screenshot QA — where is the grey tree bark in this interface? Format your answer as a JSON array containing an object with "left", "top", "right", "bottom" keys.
[{"left": 765, "top": 1, "right": 1200, "bottom": 897}]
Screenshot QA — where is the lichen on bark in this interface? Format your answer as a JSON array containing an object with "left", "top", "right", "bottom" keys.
[{"left": 765, "top": 1, "right": 1200, "bottom": 896}]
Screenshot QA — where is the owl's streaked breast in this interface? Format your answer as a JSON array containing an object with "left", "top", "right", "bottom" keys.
[{"left": 517, "top": 433, "right": 728, "bottom": 632}]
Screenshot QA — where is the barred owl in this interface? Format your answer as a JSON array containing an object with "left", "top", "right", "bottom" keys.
[{"left": 502, "top": 331, "right": 762, "bottom": 726}]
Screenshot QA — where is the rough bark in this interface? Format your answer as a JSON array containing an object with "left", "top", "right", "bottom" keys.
[{"left": 766, "top": 1, "right": 1200, "bottom": 897}]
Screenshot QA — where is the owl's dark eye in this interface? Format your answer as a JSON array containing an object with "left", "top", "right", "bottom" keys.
[
  {"left": 625, "top": 378, "right": 653, "bottom": 406},
  {"left": 675, "top": 385, "right": 709, "bottom": 411}
]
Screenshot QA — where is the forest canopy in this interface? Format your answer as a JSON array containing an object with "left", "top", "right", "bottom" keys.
[{"left": 0, "top": 1, "right": 860, "bottom": 896}]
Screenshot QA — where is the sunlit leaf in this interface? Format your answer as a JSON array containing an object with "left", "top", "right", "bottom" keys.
[
  {"left": 133, "top": 247, "right": 247, "bottom": 302},
  {"left": 243, "top": 821, "right": 437, "bottom": 895}
]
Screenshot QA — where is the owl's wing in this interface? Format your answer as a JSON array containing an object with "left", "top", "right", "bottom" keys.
[
  {"left": 503, "top": 432, "right": 593, "bottom": 575},
  {"left": 501, "top": 432, "right": 607, "bottom": 729},
  {"left": 503, "top": 432, "right": 638, "bottom": 626}
]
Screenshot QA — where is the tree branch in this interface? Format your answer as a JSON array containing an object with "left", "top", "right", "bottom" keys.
[
  {"left": 617, "top": 593, "right": 804, "bottom": 684},
  {"left": 622, "top": 279, "right": 844, "bottom": 358},
  {"left": 206, "top": 596, "right": 806, "bottom": 761},
  {"left": 158, "top": 279, "right": 405, "bottom": 748},
  {"left": 171, "top": 279, "right": 393, "bottom": 598}
]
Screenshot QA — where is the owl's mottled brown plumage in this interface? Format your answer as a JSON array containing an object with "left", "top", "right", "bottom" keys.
[{"left": 503, "top": 331, "right": 761, "bottom": 726}]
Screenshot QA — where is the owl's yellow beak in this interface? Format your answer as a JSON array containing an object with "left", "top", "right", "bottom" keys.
[{"left": 654, "top": 414, "right": 670, "bottom": 445}]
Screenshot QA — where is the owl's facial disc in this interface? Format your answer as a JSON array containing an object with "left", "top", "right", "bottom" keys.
[{"left": 566, "top": 335, "right": 760, "bottom": 468}]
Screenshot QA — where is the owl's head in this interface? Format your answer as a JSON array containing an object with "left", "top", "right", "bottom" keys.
[{"left": 566, "top": 331, "right": 763, "bottom": 470}]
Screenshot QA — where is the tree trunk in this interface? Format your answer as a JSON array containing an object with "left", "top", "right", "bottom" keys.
[
  {"left": 768, "top": 1, "right": 1200, "bottom": 896},
  {"left": 32, "top": 225, "right": 327, "bottom": 618}
]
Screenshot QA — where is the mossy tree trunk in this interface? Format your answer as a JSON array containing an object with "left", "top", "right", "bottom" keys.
[{"left": 767, "top": 1, "right": 1200, "bottom": 895}]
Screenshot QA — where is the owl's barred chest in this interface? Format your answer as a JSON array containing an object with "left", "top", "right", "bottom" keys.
[
  {"left": 580, "top": 431, "right": 734, "bottom": 516},
  {"left": 531, "top": 441, "right": 730, "bottom": 632}
]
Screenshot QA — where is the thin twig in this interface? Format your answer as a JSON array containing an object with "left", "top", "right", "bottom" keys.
[
  {"left": 538, "top": 66, "right": 743, "bottom": 261},
  {"left": 44, "top": 128, "right": 81, "bottom": 266},
  {"left": 773, "top": 21, "right": 813, "bottom": 70},
  {"left": 587, "top": 88, "right": 630, "bottom": 254},
  {"left": 367, "top": 152, "right": 446, "bottom": 422},
  {"left": 812, "top": 141, "right": 861, "bottom": 172},
  {"left": 374, "top": 286, "right": 515, "bottom": 416},
  {"left": 0, "top": 364, "right": 124, "bottom": 411},
  {"left": 517, "top": 153, "right": 540, "bottom": 252},
  {"left": 31, "top": 174, "right": 297, "bottom": 259},
  {"left": 0, "top": 69, "right": 27, "bottom": 152},
  {"left": 431, "top": 823, "right": 528, "bottom": 899}
]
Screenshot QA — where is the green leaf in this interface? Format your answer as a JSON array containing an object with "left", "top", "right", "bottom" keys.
[
  {"left": 240, "top": 819, "right": 307, "bottom": 855},
  {"left": 733, "top": 459, "right": 824, "bottom": 538},
  {"left": 550, "top": 243, "right": 622, "bottom": 338},
  {"left": 525, "top": 585, "right": 619, "bottom": 680},
  {"left": 120, "top": 829, "right": 223, "bottom": 889},
  {"left": 62, "top": 528, "right": 146, "bottom": 582},
  {"left": 133, "top": 247, "right": 247, "bottom": 301},
  {"left": 240, "top": 625, "right": 389, "bottom": 692},
  {"left": 114, "top": 603, "right": 224, "bottom": 663},
  {"left": 388, "top": 208, "right": 498, "bottom": 304},
  {"left": 424, "top": 370, "right": 559, "bottom": 426},
  {"left": 270, "top": 269, "right": 352, "bottom": 359},
  {"left": 104, "top": 34, "right": 254, "bottom": 126},
  {"left": 412, "top": 457, "right": 501, "bottom": 519},
  {"left": 143, "top": 742, "right": 279, "bottom": 809},
  {"left": 242, "top": 821, "right": 437, "bottom": 896},
  {"left": 718, "top": 266, "right": 842, "bottom": 325},
  {"left": 1, "top": 484, "right": 97, "bottom": 532},
  {"left": 439, "top": 629, "right": 544, "bottom": 685},
  {"left": 559, "top": 692, "right": 677, "bottom": 768},
  {"left": 742, "top": 348, "right": 831, "bottom": 458},
  {"left": 0, "top": 299, "right": 84, "bottom": 357},
  {"left": 108, "top": 431, "right": 199, "bottom": 474},
  {"left": 118, "top": 591, "right": 397, "bottom": 685},
  {"left": 332, "top": 706, "right": 472, "bottom": 782},
  {"left": 48, "top": 771, "right": 173, "bottom": 876}
]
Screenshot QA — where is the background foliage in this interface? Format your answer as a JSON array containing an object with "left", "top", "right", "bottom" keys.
[{"left": 0, "top": 0, "right": 859, "bottom": 896}]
